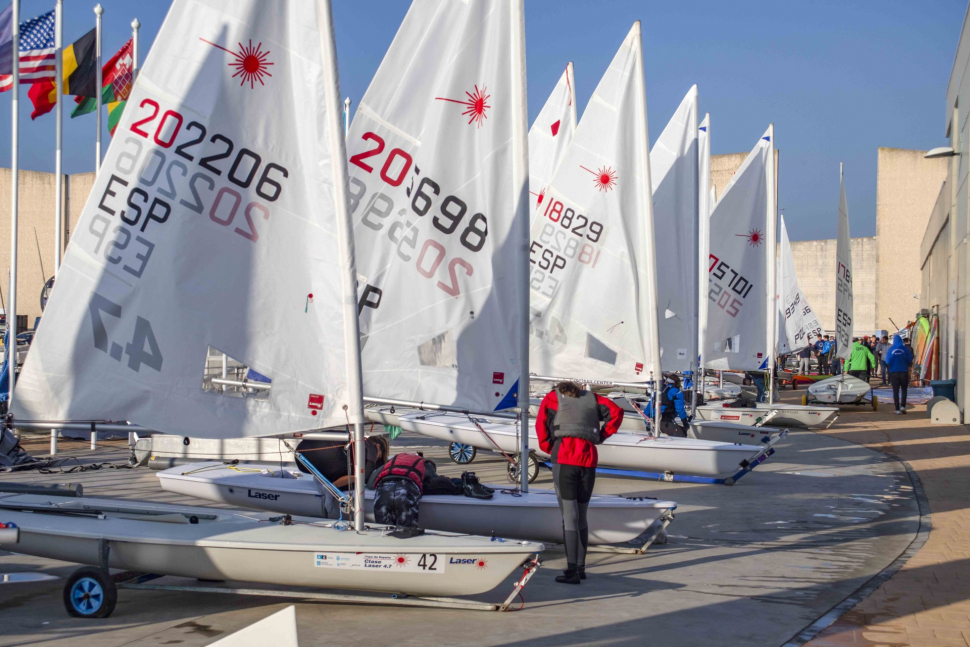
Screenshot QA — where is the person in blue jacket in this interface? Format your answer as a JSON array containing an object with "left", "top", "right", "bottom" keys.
[
  {"left": 645, "top": 374, "right": 690, "bottom": 437},
  {"left": 885, "top": 335, "right": 914, "bottom": 414}
]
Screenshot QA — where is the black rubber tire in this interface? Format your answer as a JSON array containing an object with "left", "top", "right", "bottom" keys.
[
  {"left": 63, "top": 567, "right": 117, "bottom": 619},
  {"left": 506, "top": 454, "right": 540, "bottom": 484},
  {"left": 448, "top": 442, "right": 477, "bottom": 465}
]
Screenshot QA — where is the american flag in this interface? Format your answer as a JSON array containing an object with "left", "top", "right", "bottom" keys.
[{"left": 0, "top": 9, "right": 56, "bottom": 92}]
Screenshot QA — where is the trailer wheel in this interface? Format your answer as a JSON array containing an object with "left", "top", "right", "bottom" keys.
[
  {"left": 64, "top": 567, "right": 117, "bottom": 619},
  {"left": 872, "top": 395, "right": 879, "bottom": 412},
  {"left": 801, "top": 394, "right": 808, "bottom": 406},
  {"left": 448, "top": 442, "right": 477, "bottom": 464},
  {"left": 506, "top": 454, "right": 539, "bottom": 484}
]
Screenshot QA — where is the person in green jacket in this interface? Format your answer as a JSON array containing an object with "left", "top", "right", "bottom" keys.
[{"left": 847, "top": 338, "right": 876, "bottom": 383}]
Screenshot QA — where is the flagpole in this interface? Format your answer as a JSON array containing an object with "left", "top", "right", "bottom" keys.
[
  {"left": 132, "top": 18, "right": 140, "bottom": 80},
  {"left": 94, "top": 4, "right": 103, "bottom": 175},
  {"left": 8, "top": 0, "right": 20, "bottom": 410},
  {"left": 54, "top": 0, "right": 62, "bottom": 275},
  {"left": 49, "top": 0, "right": 63, "bottom": 456},
  {"left": 343, "top": 97, "right": 350, "bottom": 138}
]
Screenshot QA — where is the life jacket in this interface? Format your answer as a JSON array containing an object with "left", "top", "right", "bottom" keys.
[
  {"left": 375, "top": 453, "right": 426, "bottom": 492},
  {"left": 660, "top": 385, "right": 678, "bottom": 420},
  {"left": 552, "top": 391, "right": 602, "bottom": 444}
]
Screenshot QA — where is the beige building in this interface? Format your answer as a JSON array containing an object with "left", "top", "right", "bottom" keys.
[
  {"left": 0, "top": 169, "right": 95, "bottom": 326},
  {"left": 877, "top": 148, "right": 947, "bottom": 331},
  {"left": 790, "top": 237, "right": 877, "bottom": 332},
  {"left": 711, "top": 147, "right": 941, "bottom": 340}
]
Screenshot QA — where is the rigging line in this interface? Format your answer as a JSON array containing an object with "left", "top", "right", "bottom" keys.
[{"left": 467, "top": 415, "right": 519, "bottom": 468}]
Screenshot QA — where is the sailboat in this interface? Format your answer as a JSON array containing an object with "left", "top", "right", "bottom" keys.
[
  {"left": 398, "top": 27, "right": 781, "bottom": 480},
  {"left": 5, "top": 0, "right": 541, "bottom": 608},
  {"left": 809, "top": 166, "right": 872, "bottom": 406},
  {"left": 695, "top": 216, "right": 838, "bottom": 428},
  {"left": 159, "top": 6, "right": 675, "bottom": 545}
]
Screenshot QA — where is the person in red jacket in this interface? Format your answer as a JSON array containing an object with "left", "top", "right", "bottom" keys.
[{"left": 535, "top": 381, "right": 623, "bottom": 584}]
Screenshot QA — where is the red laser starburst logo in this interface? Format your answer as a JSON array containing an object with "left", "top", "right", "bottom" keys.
[
  {"left": 200, "top": 38, "right": 273, "bottom": 89},
  {"left": 581, "top": 165, "right": 618, "bottom": 192},
  {"left": 436, "top": 85, "right": 491, "bottom": 128},
  {"left": 737, "top": 229, "right": 763, "bottom": 246},
  {"left": 394, "top": 555, "right": 410, "bottom": 567},
  {"left": 476, "top": 558, "right": 488, "bottom": 570}
]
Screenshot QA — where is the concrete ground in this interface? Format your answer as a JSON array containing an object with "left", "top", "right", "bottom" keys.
[{"left": 0, "top": 391, "right": 926, "bottom": 647}]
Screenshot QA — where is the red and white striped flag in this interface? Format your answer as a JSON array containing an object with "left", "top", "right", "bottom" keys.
[{"left": 0, "top": 8, "right": 56, "bottom": 92}]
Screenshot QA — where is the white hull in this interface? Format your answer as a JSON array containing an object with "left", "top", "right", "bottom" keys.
[
  {"left": 395, "top": 410, "right": 769, "bottom": 479},
  {"left": 0, "top": 493, "right": 540, "bottom": 597},
  {"left": 134, "top": 435, "right": 299, "bottom": 466},
  {"left": 694, "top": 403, "right": 838, "bottom": 428},
  {"left": 808, "top": 375, "right": 871, "bottom": 404},
  {"left": 688, "top": 420, "right": 782, "bottom": 445},
  {"left": 157, "top": 463, "right": 675, "bottom": 546},
  {"left": 704, "top": 383, "right": 742, "bottom": 401}
]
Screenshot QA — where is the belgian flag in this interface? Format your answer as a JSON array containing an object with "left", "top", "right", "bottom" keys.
[{"left": 27, "top": 28, "right": 96, "bottom": 120}]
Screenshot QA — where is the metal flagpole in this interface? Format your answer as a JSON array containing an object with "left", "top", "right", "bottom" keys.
[
  {"left": 50, "top": 0, "right": 63, "bottom": 456},
  {"left": 126, "top": 16, "right": 140, "bottom": 453},
  {"left": 132, "top": 19, "right": 140, "bottom": 81},
  {"left": 9, "top": 0, "right": 20, "bottom": 408},
  {"left": 343, "top": 97, "right": 350, "bottom": 138},
  {"left": 54, "top": 0, "right": 62, "bottom": 273},
  {"left": 765, "top": 124, "right": 778, "bottom": 404},
  {"left": 317, "top": 0, "right": 367, "bottom": 531},
  {"left": 94, "top": 4, "right": 103, "bottom": 175},
  {"left": 510, "top": 0, "right": 530, "bottom": 491}
]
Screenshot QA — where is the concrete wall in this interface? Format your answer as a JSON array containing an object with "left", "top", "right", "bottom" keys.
[
  {"left": 876, "top": 147, "right": 947, "bottom": 331},
  {"left": 710, "top": 150, "right": 778, "bottom": 203},
  {"left": 921, "top": 181, "right": 952, "bottom": 379},
  {"left": 790, "top": 237, "right": 878, "bottom": 332}
]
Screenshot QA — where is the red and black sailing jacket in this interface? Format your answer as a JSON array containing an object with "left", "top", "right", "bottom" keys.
[
  {"left": 374, "top": 453, "right": 426, "bottom": 492},
  {"left": 535, "top": 391, "right": 623, "bottom": 468}
]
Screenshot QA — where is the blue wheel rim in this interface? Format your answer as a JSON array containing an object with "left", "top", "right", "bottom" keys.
[
  {"left": 71, "top": 577, "right": 104, "bottom": 614},
  {"left": 449, "top": 443, "right": 474, "bottom": 464}
]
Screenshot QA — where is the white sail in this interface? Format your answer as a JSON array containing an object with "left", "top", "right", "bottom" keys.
[
  {"left": 350, "top": 0, "right": 529, "bottom": 413},
  {"left": 697, "top": 113, "right": 711, "bottom": 371},
  {"left": 835, "top": 165, "right": 853, "bottom": 361},
  {"left": 779, "top": 215, "right": 822, "bottom": 353},
  {"left": 13, "top": 0, "right": 361, "bottom": 435},
  {"left": 705, "top": 127, "right": 772, "bottom": 371},
  {"left": 529, "top": 63, "right": 577, "bottom": 213},
  {"left": 650, "top": 86, "right": 698, "bottom": 372},
  {"left": 529, "top": 22, "right": 661, "bottom": 383}
]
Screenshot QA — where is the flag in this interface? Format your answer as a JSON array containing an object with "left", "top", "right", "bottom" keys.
[
  {"left": 72, "top": 38, "right": 132, "bottom": 122},
  {"left": 26, "top": 28, "right": 97, "bottom": 120},
  {"left": 0, "top": 8, "right": 56, "bottom": 92}
]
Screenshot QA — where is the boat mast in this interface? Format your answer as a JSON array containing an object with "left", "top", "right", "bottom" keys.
[
  {"left": 316, "top": 0, "right": 367, "bottom": 530},
  {"left": 510, "top": 0, "right": 531, "bottom": 492},
  {"left": 631, "top": 21, "right": 663, "bottom": 430},
  {"left": 696, "top": 113, "right": 710, "bottom": 409},
  {"left": 765, "top": 124, "right": 778, "bottom": 403}
]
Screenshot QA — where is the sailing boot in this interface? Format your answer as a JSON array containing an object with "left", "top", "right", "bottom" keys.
[
  {"left": 555, "top": 569, "right": 581, "bottom": 585},
  {"left": 461, "top": 472, "right": 494, "bottom": 499}
]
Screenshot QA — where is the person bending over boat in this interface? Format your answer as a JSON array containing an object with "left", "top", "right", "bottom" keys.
[
  {"left": 536, "top": 381, "right": 623, "bottom": 585},
  {"left": 372, "top": 453, "right": 428, "bottom": 527},
  {"left": 643, "top": 374, "right": 691, "bottom": 437}
]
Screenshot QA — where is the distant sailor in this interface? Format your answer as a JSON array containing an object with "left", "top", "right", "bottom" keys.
[
  {"left": 846, "top": 338, "right": 876, "bottom": 383},
  {"left": 644, "top": 374, "right": 691, "bottom": 437},
  {"left": 536, "top": 381, "right": 623, "bottom": 585}
]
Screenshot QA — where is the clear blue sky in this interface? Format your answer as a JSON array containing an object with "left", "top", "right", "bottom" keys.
[{"left": 0, "top": 0, "right": 964, "bottom": 241}]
